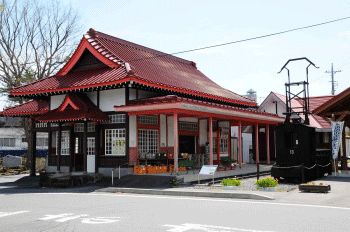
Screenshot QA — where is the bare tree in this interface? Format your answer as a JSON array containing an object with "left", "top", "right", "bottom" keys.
[{"left": 0, "top": 0, "right": 82, "bottom": 170}]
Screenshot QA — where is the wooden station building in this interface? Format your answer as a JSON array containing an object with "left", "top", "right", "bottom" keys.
[{"left": 1, "top": 29, "right": 284, "bottom": 176}]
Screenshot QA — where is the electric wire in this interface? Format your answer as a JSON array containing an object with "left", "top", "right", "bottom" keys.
[{"left": 125, "top": 16, "right": 350, "bottom": 63}]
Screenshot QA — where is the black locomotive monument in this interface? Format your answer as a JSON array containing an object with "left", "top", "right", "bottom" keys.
[{"left": 271, "top": 58, "right": 332, "bottom": 182}]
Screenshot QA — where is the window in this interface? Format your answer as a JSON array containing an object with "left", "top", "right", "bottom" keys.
[
  {"left": 0, "top": 138, "right": 15, "bottom": 147},
  {"left": 138, "top": 115, "right": 158, "bottom": 125},
  {"left": 22, "top": 138, "right": 27, "bottom": 143},
  {"left": 212, "top": 138, "right": 217, "bottom": 153},
  {"left": 101, "top": 114, "right": 125, "bottom": 124},
  {"left": 105, "top": 129, "right": 125, "bottom": 156},
  {"left": 36, "top": 138, "right": 48, "bottom": 147},
  {"left": 74, "top": 123, "right": 84, "bottom": 132},
  {"left": 51, "top": 123, "right": 59, "bottom": 127},
  {"left": 220, "top": 138, "right": 228, "bottom": 153},
  {"left": 57, "top": 131, "right": 70, "bottom": 155},
  {"left": 87, "top": 137, "right": 95, "bottom": 155},
  {"left": 179, "top": 122, "right": 198, "bottom": 131},
  {"left": 138, "top": 129, "right": 158, "bottom": 153},
  {"left": 36, "top": 122, "right": 47, "bottom": 128},
  {"left": 87, "top": 122, "right": 95, "bottom": 132}
]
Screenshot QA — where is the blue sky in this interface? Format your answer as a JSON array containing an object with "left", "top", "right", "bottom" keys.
[{"left": 4, "top": 0, "right": 350, "bottom": 108}]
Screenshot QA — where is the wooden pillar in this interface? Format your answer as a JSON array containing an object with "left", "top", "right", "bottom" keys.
[
  {"left": 173, "top": 112, "right": 179, "bottom": 173},
  {"left": 255, "top": 123, "right": 259, "bottom": 164},
  {"left": 238, "top": 120, "right": 242, "bottom": 168},
  {"left": 69, "top": 123, "right": 74, "bottom": 173},
  {"left": 341, "top": 126, "right": 348, "bottom": 171},
  {"left": 209, "top": 116, "right": 213, "bottom": 165},
  {"left": 266, "top": 125, "right": 270, "bottom": 164},
  {"left": 30, "top": 118, "right": 37, "bottom": 177},
  {"left": 95, "top": 122, "right": 100, "bottom": 173},
  {"left": 48, "top": 124, "right": 52, "bottom": 156},
  {"left": 83, "top": 121, "right": 88, "bottom": 172},
  {"left": 57, "top": 122, "right": 62, "bottom": 172}
]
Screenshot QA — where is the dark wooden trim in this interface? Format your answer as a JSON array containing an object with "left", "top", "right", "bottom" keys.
[
  {"left": 125, "top": 113, "right": 129, "bottom": 166},
  {"left": 95, "top": 123, "right": 100, "bottom": 173},
  {"left": 83, "top": 121, "right": 87, "bottom": 172},
  {"left": 125, "top": 85, "right": 129, "bottom": 106},
  {"left": 57, "top": 122, "right": 62, "bottom": 172},
  {"left": 69, "top": 123, "right": 75, "bottom": 172}
]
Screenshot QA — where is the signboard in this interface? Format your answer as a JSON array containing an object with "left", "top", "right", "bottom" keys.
[
  {"left": 332, "top": 121, "right": 344, "bottom": 159},
  {"left": 199, "top": 165, "right": 218, "bottom": 175}
]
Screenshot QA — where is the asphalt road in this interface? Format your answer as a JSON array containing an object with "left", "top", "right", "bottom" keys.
[{"left": 0, "top": 190, "right": 349, "bottom": 232}]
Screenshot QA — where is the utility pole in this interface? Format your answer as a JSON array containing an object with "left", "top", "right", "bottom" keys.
[{"left": 326, "top": 63, "right": 341, "bottom": 95}]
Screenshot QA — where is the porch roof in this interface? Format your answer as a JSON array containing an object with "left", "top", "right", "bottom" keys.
[
  {"left": 0, "top": 100, "right": 49, "bottom": 117},
  {"left": 117, "top": 95, "right": 284, "bottom": 124},
  {"left": 35, "top": 93, "right": 109, "bottom": 122}
]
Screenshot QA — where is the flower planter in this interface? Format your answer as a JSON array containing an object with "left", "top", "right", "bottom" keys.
[
  {"left": 222, "top": 186, "right": 240, "bottom": 190},
  {"left": 258, "top": 187, "right": 278, "bottom": 192},
  {"left": 299, "top": 184, "right": 331, "bottom": 193}
]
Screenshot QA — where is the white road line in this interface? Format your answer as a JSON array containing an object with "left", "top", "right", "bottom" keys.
[
  {"left": 31, "top": 192, "right": 350, "bottom": 211},
  {"left": 0, "top": 211, "right": 29, "bottom": 218},
  {"left": 162, "top": 223, "right": 274, "bottom": 232},
  {"left": 40, "top": 213, "right": 74, "bottom": 221},
  {"left": 55, "top": 214, "right": 89, "bottom": 222}
]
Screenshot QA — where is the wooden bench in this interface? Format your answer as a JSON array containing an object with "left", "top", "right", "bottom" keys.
[{"left": 178, "top": 160, "right": 195, "bottom": 174}]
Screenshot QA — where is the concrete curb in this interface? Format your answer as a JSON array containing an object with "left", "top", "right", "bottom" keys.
[{"left": 96, "top": 187, "right": 275, "bottom": 201}]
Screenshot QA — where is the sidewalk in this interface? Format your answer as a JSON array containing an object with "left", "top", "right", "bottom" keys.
[{"left": 2, "top": 174, "right": 350, "bottom": 208}]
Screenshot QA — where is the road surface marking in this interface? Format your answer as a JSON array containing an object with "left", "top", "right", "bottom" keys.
[
  {"left": 0, "top": 211, "right": 29, "bottom": 218},
  {"left": 40, "top": 213, "right": 120, "bottom": 224},
  {"left": 81, "top": 217, "right": 120, "bottom": 224},
  {"left": 163, "top": 223, "right": 274, "bottom": 232}
]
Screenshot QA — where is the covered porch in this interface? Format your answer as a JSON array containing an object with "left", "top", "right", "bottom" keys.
[{"left": 115, "top": 95, "right": 284, "bottom": 174}]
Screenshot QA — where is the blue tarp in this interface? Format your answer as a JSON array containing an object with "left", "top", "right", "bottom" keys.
[{"left": 0, "top": 149, "right": 48, "bottom": 158}]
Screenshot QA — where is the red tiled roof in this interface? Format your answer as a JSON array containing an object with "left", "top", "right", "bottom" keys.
[
  {"left": 10, "top": 67, "right": 127, "bottom": 95},
  {"left": 35, "top": 93, "right": 108, "bottom": 122},
  {"left": 313, "top": 87, "right": 348, "bottom": 115},
  {"left": 272, "top": 92, "right": 332, "bottom": 129},
  {"left": 1, "top": 100, "right": 49, "bottom": 116},
  {"left": 10, "top": 29, "right": 255, "bottom": 107},
  {"left": 122, "top": 95, "right": 283, "bottom": 121}
]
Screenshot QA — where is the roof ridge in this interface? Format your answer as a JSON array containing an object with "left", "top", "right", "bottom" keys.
[{"left": 89, "top": 29, "right": 196, "bottom": 67}]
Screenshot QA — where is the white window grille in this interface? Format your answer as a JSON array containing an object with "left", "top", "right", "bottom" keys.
[
  {"left": 105, "top": 129, "right": 126, "bottom": 156},
  {"left": 138, "top": 115, "right": 158, "bottom": 125},
  {"left": 179, "top": 122, "right": 198, "bottom": 131},
  {"left": 36, "top": 138, "right": 48, "bottom": 147},
  {"left": 75, "top": 137, "right": 79, "bottom": 153},
  {"left": 88, "top": 122, "right": 95, "bottom": 132},
  {"left": 51, "top": 123, "right": 59, "bottom": 127},
  {"left": 0, "top": 138, "right": 15, "bottom": 147},
  {"left": 74, "top": 123, "right": 84, "bottom": 132},
  {"left": 220, "top": 137, "right": 228, "bottom": 153},
  {"left": 36, "top": 122, "right": 47, "bottom": 128},
  {"left": 87, "top": 137, "right": 95, "bottom": 155},
  {"left": 101, "top": 114, "right": 125, "bottom": 124},
  {"left": 56, "top": 131, "right": 70, "bottom": 155},
  {"left": 138, "top": 129, "right": 158, "bottom": 153}
]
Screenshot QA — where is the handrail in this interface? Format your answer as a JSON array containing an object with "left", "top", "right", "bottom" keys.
[{"left": 111, "top": 162, "right": 131, "bottom": 186}]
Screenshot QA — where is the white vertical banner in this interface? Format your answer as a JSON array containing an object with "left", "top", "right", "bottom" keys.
[{"left": 332, "top": 121, "right": 344, "bottom": 159}]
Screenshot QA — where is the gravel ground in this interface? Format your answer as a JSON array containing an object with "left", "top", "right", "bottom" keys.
[{"left": 183, "top": 176, "right": 299, "bottom": 192}]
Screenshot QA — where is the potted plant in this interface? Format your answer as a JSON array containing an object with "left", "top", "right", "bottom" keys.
[
  {"left": 221, "top": 178, "right": 241, "bottom": 190},
  {"left": 256, "top": 177, "right": 279, "bottom": 192},
  {"left": 299, "top": 182, "right": 331, "bottom": 193}
]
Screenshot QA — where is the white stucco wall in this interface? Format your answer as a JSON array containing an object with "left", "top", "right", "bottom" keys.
[
  {"left": 199, "top": 119, "right": 207, "bottom": 146},
  {"left": 129, "top": 88, "right": 137, "bottom": 101},
  {"left": 85, "top": 91, "right": 98, "bottom": 105},
  {"left": 160, "top": 115, "right": 167, "bottom": 147},
  {"left": 99, "top": 88, "right": 125, "bottom": 111},
  {"left": 50, "top": 94, "right": 66, "bottom": 110},
  {"left": 129, "top": 115, "right": 137, "bottom": 147},
  {"left": 167, "top": 116, "right": 174, "bottom": 147}
]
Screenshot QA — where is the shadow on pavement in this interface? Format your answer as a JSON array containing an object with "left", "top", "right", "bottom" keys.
[{"left": 0, "top": 175, "right": 112, "bottom": 195}]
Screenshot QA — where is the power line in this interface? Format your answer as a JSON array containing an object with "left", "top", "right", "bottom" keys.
[{"left": 126, "top": 16, "right": 350, "bottom": 63}]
